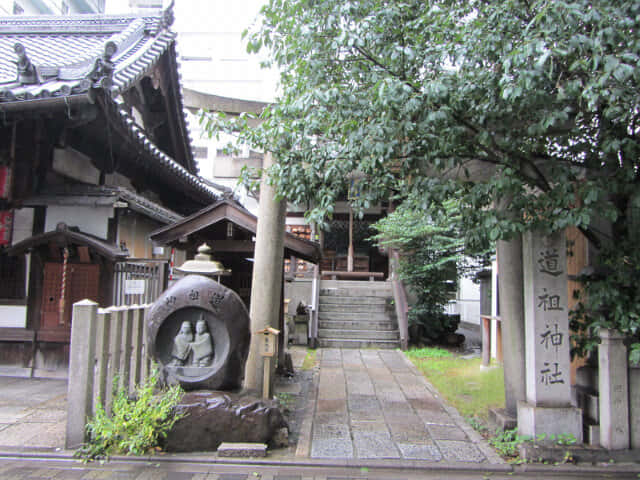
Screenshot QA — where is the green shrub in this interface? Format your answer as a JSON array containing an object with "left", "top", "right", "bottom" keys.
[{"left": 77, "top": 370, "right": 184, "bottom": 460}]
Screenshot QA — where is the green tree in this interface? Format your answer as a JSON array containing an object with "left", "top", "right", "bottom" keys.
[
  {"left": 204, "top": 0, "right": 640, "bottom": 356},
  {"left": 372, "top": 195, "right": 490, "bottom": 343}
]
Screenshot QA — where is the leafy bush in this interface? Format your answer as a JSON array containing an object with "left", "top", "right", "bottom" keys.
[
  {"left": 77, "top": 370, "right": 184, "bottom": 460},
  {"left": 372, "top": 196, "right": 490, "bottom": 344}
]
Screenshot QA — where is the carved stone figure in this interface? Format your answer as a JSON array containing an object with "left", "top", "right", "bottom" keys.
[
  {"left": 170, "top": 321, "right": 193, "bottom": 366},
  {"left": 192, "top": 317, "right": 214, "bottom": 367},
  {"left": 146, "top": 274, "right": 251, "bottom": 391}
]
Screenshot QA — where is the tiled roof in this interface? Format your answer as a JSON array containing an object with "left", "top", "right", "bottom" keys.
[
  {"left": 23, "top": 184, "right": 186, "bottom": 225},
  {"left": 0, "top": 13, "right": 171, "bottom": 100},
  {"left": 0, "top": 5, "right": 217, "bottom": 205}
]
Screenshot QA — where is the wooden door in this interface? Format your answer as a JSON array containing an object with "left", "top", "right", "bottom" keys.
[{"left": 40, "top": 262, "right": 100, "bottom": 341}]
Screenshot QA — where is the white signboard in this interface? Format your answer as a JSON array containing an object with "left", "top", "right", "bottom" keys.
[{"left": 125, "top": 279, "right": 145, "bottom": 295}]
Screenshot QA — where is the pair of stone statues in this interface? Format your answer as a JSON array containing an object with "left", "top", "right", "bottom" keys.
[{"left": 170, "top": 317, "right": 214, "bottom": 367}]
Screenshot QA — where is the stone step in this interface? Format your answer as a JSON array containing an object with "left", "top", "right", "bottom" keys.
[
  {"left": 318, "top": 311, "right": 394, "bottom": 322},
  {"left": 319, "top": 295, "right": 390, "bottom": 306},
  {"left": 320, "top": 288, "right": 392, "bottom": 298},
  {"left": 319, "top": 300, "right": 390, "bottom": 310},
  {"left": 317, "top": 338, "right": 400, "bottom": 349},
  {"left": 318, "top": 319, "right": 397, "bottom": 330},
  {"left": 318, "top": 328, "right": 399, "bottom": 340},
  {"left": 320, "top": 280, "right": 392, "bottom": 289}
]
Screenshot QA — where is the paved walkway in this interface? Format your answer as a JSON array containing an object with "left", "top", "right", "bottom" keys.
[
  {"left": 0, "top": 348, "right": 501, "bottom": 464},
  {"left": 0, "top": 376, "right": 66, "bottom": 449},
  {"left": 306, "top": 348, "right": 500, "bottom": 463}
]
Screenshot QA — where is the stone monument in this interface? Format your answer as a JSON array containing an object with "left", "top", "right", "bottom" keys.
[
  {"left": 518, "top": 230, "right": 583, "bottom": 442},
  {"left": 145, "top": 244, "right": 288, "bottom": 451},
  {"left": 146, "top": 273, "right": 250, "bottom": 390}
]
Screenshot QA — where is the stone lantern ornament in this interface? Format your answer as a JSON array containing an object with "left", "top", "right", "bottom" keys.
[{"left": 146, "top": 244, "right": 250, "bottom": 391}]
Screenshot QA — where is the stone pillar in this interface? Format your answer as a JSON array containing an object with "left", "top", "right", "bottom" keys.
[
  {"left": 66, "top": 300, "right": 98, "bottom": 449},
  {"left": 598, "top": 328, "right": 629, "bottom": 449},
  {"left": 497, "top": 236, "right": 526, "bottom": 415},
  {"left": 517, "top": 230, "right": 582, "bottom": 442},
  {"left": 244, "top": 152, "right": 287, "bottom": 395}
]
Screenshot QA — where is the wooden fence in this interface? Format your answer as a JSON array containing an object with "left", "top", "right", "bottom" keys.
[{"left": 65, "top": 300, "right": 151, "bottom": 449}]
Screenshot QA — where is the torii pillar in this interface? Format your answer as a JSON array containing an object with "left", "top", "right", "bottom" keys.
[{"left": 244, "top": 152, "right": 287, "bottom": 395}]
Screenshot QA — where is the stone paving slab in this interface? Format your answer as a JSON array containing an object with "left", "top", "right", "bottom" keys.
[
  {"left": 309, "top": 349, "right": 497, "bottom": 464},
  {"left": 436, "top": 439, "right": 487, "bottom": 462}
]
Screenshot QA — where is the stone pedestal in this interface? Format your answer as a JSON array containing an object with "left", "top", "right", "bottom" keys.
[
  {"left": 291, "top": 314, "right": 308, "bottom": 345},
  {"left": 518, "top": 230, "right": 582, "bottom": 442},
  {"left": 164, "top": 391, "right": 288, "bottom": 452},
  {"left": 518, "top": 402, "right": 583, "bottom": 441},
  {"left": 598, "top": 328, "right": 629, "bottom": 449}
]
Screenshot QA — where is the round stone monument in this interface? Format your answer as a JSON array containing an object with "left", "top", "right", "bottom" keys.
[{"left": 146, "top": 274, "right": 251, "bottom": 391}]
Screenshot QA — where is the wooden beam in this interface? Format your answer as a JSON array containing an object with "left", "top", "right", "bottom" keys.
[{"left": 209, "top": 240, "right": 255, "bottom": 253}]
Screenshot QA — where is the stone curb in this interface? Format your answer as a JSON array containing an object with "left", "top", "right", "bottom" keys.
[
  {"left": 294, "top": 363, "right": 319, "bottom": 458},
  {"left": 2, "top": 448, "right": 640, "bottom": 476}
]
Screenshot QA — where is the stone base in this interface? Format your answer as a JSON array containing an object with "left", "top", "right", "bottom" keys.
[
  {"left": 488, "top": 407, "right": 517, "bottom": 431},
  {"left": 517, "top": 401, "right": 583, "bottom": 444},
  {"left": 164, "top": 391, "right": 288, "bottom": 452},
  {"left": 217, "top": 442, "right": 267, "bottom": 457}
]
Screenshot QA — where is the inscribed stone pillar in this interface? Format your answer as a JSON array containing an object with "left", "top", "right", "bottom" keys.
[
  {"left": 244, "top": 152, "right": 287, "bottom": 395},
  {"left": 518, "top": 230, "right": 582, "bottom": 442},
  {"left": 598, "top": 328, "right": 629, "bottom": 449}
]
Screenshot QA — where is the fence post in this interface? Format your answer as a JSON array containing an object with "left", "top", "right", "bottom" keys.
[
  {"left": 140, "top": 304, "right": 151, "bottom": 384},
  {"left": 130, "top": 305, "right": 144, "bottom": 391},
  {"left": 65, "top": 300, "right": 98, "bottom": 449},
  {"left": 599, "top": 328, "right": 629, "bottom": 449},
  {"left": 120, "top": 307, "right": 134, "bottom": 394},
  {"left": 93, "top": 308, "right": 111, "bottom": 415},
  {"left": 105, "top": 307, "right": 123, "bottom": 413}
]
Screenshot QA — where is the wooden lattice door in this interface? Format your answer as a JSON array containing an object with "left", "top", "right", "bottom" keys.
[{"left": 41, "top": 262, "right": 100, "bottom": 332}]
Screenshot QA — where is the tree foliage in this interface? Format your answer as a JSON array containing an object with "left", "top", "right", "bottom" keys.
[
  {"left": 372, "top": 196, "right": 490, "bottom": 343},
  {"left": 203, "top": 1, "right": 640, "bottom": 354}
]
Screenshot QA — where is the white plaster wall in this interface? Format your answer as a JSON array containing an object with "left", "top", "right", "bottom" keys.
[
  {"left": 447, "top": 276, "right": 481, "bottom": 325},
  {"left": 45, "top": 205, "right": 114, "bottom": 239},
  {"left": 12, "top": 208, "right": 34, "bottom": 244},
  {"left": 0, "top": 305, "right": 27, "bottom": 328}
]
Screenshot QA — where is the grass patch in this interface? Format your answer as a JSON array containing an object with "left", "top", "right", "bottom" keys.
[
  {"left": 406, "top": 347, "right": 504, "bottom": 421},
  {"left": 301, "top": 348, "right": 317, "bottom": 370}
]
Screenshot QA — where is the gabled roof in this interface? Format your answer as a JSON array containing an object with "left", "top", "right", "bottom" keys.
[
  {"left": 150, "top": 199, "right": 322, "bottom": 264},
  {"left": 0, "top": 5, "right": 218, "bottom": 208},
  {"left": 8, "top": 222, "right": 129, "bottom": 261}
]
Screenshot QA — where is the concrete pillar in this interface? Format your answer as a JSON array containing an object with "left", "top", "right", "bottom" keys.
[
  {"left": 598, "top": 328, "right": 629, "bottom": 449},
  {"left": 244, "top": 152, "right": 287, "bottom": 395},
  {"left": 66, "top": 300, "right": 98, "bottom": 449},
  {"left": 497, "top": 236, "right": 526, "bottom": 415},
  {"left": 517, "top": 230, "right": 582, "bottom": 442}
]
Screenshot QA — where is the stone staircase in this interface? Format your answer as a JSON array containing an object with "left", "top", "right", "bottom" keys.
[{"left": 317, "top": 280, "right": 400, "bottom": 349}]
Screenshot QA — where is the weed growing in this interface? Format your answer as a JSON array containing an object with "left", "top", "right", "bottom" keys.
[{"left": 76, "top": 370, "right": 184, "bottom": 461}]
